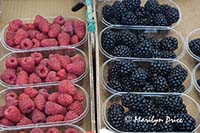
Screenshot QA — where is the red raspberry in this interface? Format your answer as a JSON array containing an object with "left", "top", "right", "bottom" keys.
[
  {"left": 45, "top": 101, "right": 64, "bottom": 115},
  {"left": 48, "top": 24, "right": 61, "bottom": 38},
  {"left": 47, "top": 127, "right": 61, "bottom": 133},
  {"left": 19, "top": 131, "right": 27, "bottom": 133},
  {"left": 34, "top": 94, "right": 46, "bottom": 111},
  {"left": 4, "top": 105, "right": 22, "bottom": 123},
  {"left": 63, "top": 19, "right": 74, "bottom": 35},
  {"left": 66, "top": 61, "right": 85, "bottom": 76},
  {"left": 49, "top": 54, "right": 59, "bottom": 59},
  {"left": 17, "top": 116, "right": 33, "bottom": 126},
  {"left": 31, "top": 52, "right": 43, "bottom": 65},
  {"left": 6, "top": 31, "right": 15, "bottom": 47},
  {"left": 0, "top": 118, "right": 14, "bottom": 126},
  {"left": 41, "top": 39, "right": 58, "bottom": 47},
  {"left": 48, "top": 92, "right": 59, "bottom": 102},
  {"left": 1, "top": 69, "right": 16, "bottom": 85},
  {"left": 0, "top": 106, "right": 5, "bottom": 118},
  {"left": 6, "top": 91, "right": 17, "bottom": 101},
  {"left": 46, "top": 114, "right": 64, "bottom": 122},
  {"left": 45, "top": 71, "right": 59, "bottom": 82},
  {"left": 30, "top": 128, "right": 44, "bottom": 133},
  {"left": 68, "top": 101, "right": 84, "bottom": 115},
  {"left": 70, "top": 54, "right": 83, "bottom": 63},
  {"left": 32, "top": 39, "right": 41, "bottom": 48},
  {"left": 70, "top": 35, "right": 79, "bottom": 44},
  {"left": 58, "top": 55, "right": 70, "bottom": 69},
  {"left": 57, "top": 32, "right": 70, "bottom": 46},
  {"left": 6, "top": 56, "right": 19, "bottom": 69},
  {"left": 58, "top": 80, "right": 76, "bottom": 95},
  {"left": 35, "top": 65, "right": 49, "bottom": 78},
  {"left": 20, "top": 38, "right": 33, "bottom": 49},
  {"left": 19, "top": 57, "right": 35, "bottom": 73},
  {"left": 53, "top": 16, "right": 65, "bottom": 26},
  {"left": 24, "top": 87, "right": 38, "bottom": 98},
  {"left": 64, "top": 111, "right": 78, "bottom": 121},
  {"left": 65, "top": 128, "right": 79, "bottom": 133},
  {"left": 14, "top": 28, "right": 28, "bottom": 44},
  {"left": 5, "top": 92, "right": 18, "bottom": 107},
  {"left": 48, "top": 57, "right": 61, "bottom": 71},
  {"left": 31, "top": 109, "right": 46, "bottom": 123},
  {"left": 39, "top": 19, "right": 50, "bottom": 33},
  {"left": 73, "top": 91, "right": 84, "bottom": 102},
  {"left": 34, "top": 15, "right": 45, "bottom": 26},
  {"left": 29, "top": 73, "right": 42, "bottom": 84},
  {"left": 22, "top": 23, "right": 36, "bottom": 31},
  {"left": 8, "top": 19, "right": 23, "bottom": 32},
  {"left": 28, "top": 30, "right": 40, "bottom": 39},
  {"left": 16, "top": 70, "right": 28, "bottom": 85},
  {"left": 39, "top": 59, "right": 49, "bottom": 67},
  {"left": 58, "top": 94, "right": 73, "bottom": 106},
  {"left": 39, "top": 88, "right": 49, "bottom": 99},
  {"left": 73, "top": 20, "right": 86, "bottom": 40},
  {"left": 19, "top": 93, "right": 35, "bottom": 114},
  {"left": 36, "top": 32, "right": 48, "bottom": 41},
  {"left": 57, "top": 69, "right": 67, "bottom": 80},
  {"left": 66, "top": 73, "right": 77, "bottom": 80}
]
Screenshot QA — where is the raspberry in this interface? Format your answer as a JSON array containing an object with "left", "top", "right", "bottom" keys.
[
  {"left": 22, "top": 23, "right": 36, "bottom": 31},
  {"left": 58, "top": 80, "right": 76, "bottom": 95},
  {"left": 45, "top": 101, "right": 64, "bottom": 115},
  {"left": 24, "top": 87, "right": 38, "bottom": 98},
  {"left": 32, "top": 39, "right": 41, "bottom": 48},
  {"left": 73, "top": 20, "right": 86, "bottom": 39},
  {"left": 73, "top": 91, "right": 84, "bottom": 102},
  {"left": 65, "top": 128, "right": 79, "bottom": 133},
  {"left": 63, "top": 19, "right": 74, "bottom": 34},
  {"left": 6, "top": 92, "right": 18, "bottom": 107},
  {"left": 70, "top": 54, "right": 83, "bottom": 63},
  {"left": 34, "top": 94, "right": 46, "bottom": 111},
  {"left": 36, "top": 32, "right": 48, "bottom": 41},
  {"left": 0, "top": 106, "right": 5, "bottom": 118},
  {"left": 53, "top": 16, "right": 65, "bottom": 26},
  {"left": 16, "top": 70, "right": 28, "bottom": 85},
  {"left": 58, "top": 94, "right": 73, "bottom": 106},
  {"left": 66, "top": 73, "right": 77, "bottom": 80},
  {"left": 39, "top": 88, "right": 49, "bottom": 99},
  {"left": 46, "top": 114, "right": 64, "bottom": 122},
  {"left": 1, "top": 69, "right": 17, "bottom": 85},
  {"left": 66, "top": 61, "right": 85, "bottom": 76},
  {"left": 34, "top": 15, "right": 45, "bottom": 25},
  {"left": 49, "top": 54, "right": 59, "bottom": 58},
  {"left": 47, "top": 127, "right": 61, "bottom": 133},
  {"left": 31, "top": 109, "right": 46, "bottom": 123},
  {"left": 35, "top": 65, "right": 49, "bottom": 78},
  {"left": 20, "top": 38, "right": 33, "bottom": 49},
  {"left": 68, "top": 101, "right": 84, "bottom": 115},
  {"left": 19, "top": 57, "right": 36, "bottom": 73},
  {"left": 0, "top": 118, "right": 14, "bottom": 126},
  {"left": 48, "top": 92, "right": 59, "bottom": 102},
  {"left": 29, "top": 73, "right": 42, "bottom": 84},
  {"left": 30, "top": 128, "right": 44, "bottom": 133},
  {"left": 48, "top": 57, "right": 61, "bottom": 71},
  {"left": 58, "top": 55, "right": 71, "bottom": 69},
  {"left": 28, "top": 30, "right": 40, "bottom": 39},
  {"left": 8, "top": 19, "right": 23, "bottom": 32},
  {"left": 64, "top": 111, "right": 78, "bottom": 121},
  {"left": 39, "top": 59, "right": 49, "bottom": 66},
  {"left": 17, "top": 116, "right": 33, "bottom": 126},
  {"left": 57, "top": 32, "right": 70, "bottom": 46},
  {"left": 41, "top": 39, "right": 58, "bottom": 47},
  {"left": 6, "top": 56, "right": 19, "bottom": 69},
  {"left": 45, "top": 71, "right": 59, "bottom": 82},
  {"left": 6, "top": 31, "right": 15, "bottom": 46},
  {"left": 4, "top": 105, "right": 22, "bottom": 123},
  {"left": 57, "top": 69, "right": 67, "bottom": 80},
  {"left": 38, "top": 19, "right": 50, "bottom": 33},
  {"left": 19, "top": 131, "right": 27, "bottom": 133},
  {"left": 31, "top": 52, "right": 43, "bottom": 65},
  {"left": 19, "top": 93, "right": 35, "bottom": 113},
  {"left": 48, "top": 24, "right": 61, "bottom": 38},
  {"left": 70, "top": 35, "right": 79, "bottom": 44},
  {"left": 14, "top": 28, "right": 29, "bottom": 44}
]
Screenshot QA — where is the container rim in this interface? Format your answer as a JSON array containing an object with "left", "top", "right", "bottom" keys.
[
  {"left": 101, "top": 57, "right": 192, "bottom": 94},
  {"left": 102, "top": 92, "right": 200, "bottom": 133},
  {"left": 192, "top": 63, "right": 200, "bottom": 94},
  {"left": 1, "top": 16, "right": 88, "bottom": 52}
]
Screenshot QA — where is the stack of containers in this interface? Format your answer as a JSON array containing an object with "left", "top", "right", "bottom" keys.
[
  {"left": 0, "top": 16, "right": 90, "bottom": 132},
  {"left": 97, "top": 0, "right": 200, "bottom": 132}
]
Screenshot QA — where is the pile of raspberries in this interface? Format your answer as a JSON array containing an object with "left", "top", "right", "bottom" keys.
[
  {"left": 19, "top": 127, "right": 80, "bottom": 133},
  {"left": 0, "top": 52, "right": 86, "bottom": 85},
  {"left": 0, "top": 80, "right": 85, "bottom": 126},
  {"left": 5, "top": 15, "right": 86, "bottom": 49}
]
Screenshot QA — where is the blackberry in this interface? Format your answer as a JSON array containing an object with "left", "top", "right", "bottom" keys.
[
  {"left": 133, "top": 40, "right": 153, "bottom": 58},
  {"left": 189, "top": 38, "right": 200, "bottom": 57},
  {"left": 117, "top": 60, "right": 136, "bottom": 75},
  {"left": 197, "top": 79, "right": 200, "bottom": 86},
  {"left": 122, "top": 0, "right": 141, "bottom": 12},
  {"left": 160, "top": 37, "right": 178, "bottom": 51},
  {"left": 107, "top": 63, "right": 120, "bottom": 80},
  {"left": 112, "top": 45, "right": 133, "bottom": 57},
  {"left": 141, "top": 84, "right": 155, "bottom": 92},
  {"left": 135, "top": 7, "right": 147, "bottom": 18},
  {"left": 167, "top": 65, "right": 188, "bottom": 87},
  {"left": 101, "top": 30, "right": 116, "bottom": 53},
  {"left": 166, "top": 7, "right": 180, "bottom": 25},
  {"left": 120, "top": 31, "right": 138, "bottom": 49},
  {"left": 146, "top": 12, "right": 155, "bottom": 26},
  {"left": 160, "top": 4, "right": 172, "bottom": 15},
  {"left": 170, "top": 85, "right": 185, "bottom": 93},
  {"left": 109, "top": 103, "right": 124, "bottom": 112},
  {"left": 150, "top": 60, "right": 172, "bottom": 76},
  {"left": 121, "top": 11, "right": 138, "bottom": 25},
  {"left": 157, "top": 122, "right": 174, "bottom": 132},
  {"left": 152, "top": 49, "right": 162, "bottom": 58},
  {"left": 155, "top": 107, "right": 172, "bottom": 119},
  {"left": 107, "top": 79, "right": 123, "bottom": 92},
  {"left": 124, "top": 120, "right": 141, "bottom": 132},
  {"left": 161, "top": 50, "right": 176, "bottom": 58},
  {"left": 152, "top": 76, "right": 169, "bottom": 92},
  {"left": 142, "top": 100, "right": 156, "bottom": 116},
  {"left": 148, "top": 38, "right": 161, "bottom": 49},
  {"left": 154, "top": 13, "right": 168, "bottom": 26},
  {"left": 112, "top": 1, "right": 127, "bottom": 19},
  {"left": 137, "top": 32, "right": 146, "bottom": 42},
  {"left": 144, "top": 0, "right": 160, "bottom": 13},
  {"left": 131, "top": 68, "right": 149, "bottom": 87},
  {"left": 120, "top": 76, "right": 132, "bottom": 92},
  {"left": 102, "top": 5, "right": 114, "bottom": 22}
]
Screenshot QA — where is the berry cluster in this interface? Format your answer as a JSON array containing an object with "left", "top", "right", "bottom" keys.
[
  {"left": 102, "top": 0, "right": 180, "bottom": 26},
  {"left": 101, "top": 29, "right": 178, "bottom": 58},
  {"left": 107, "top": 60, "right": 187, "bottom": 92},
  {"left": 107, "top": 93, "right": 196, "bottom": 132},
  {"left": 0, "top": 52, "right": 86, "bottom": 85},
  {"left": 5, "top": 15, "right": 86, "bottom": 49},
  {"left": 189, "top": 38, "right": 200, "bottom": 57},
  {"left": 0, "top": 80, "right": 85, "bottom": 126},
  {"left": 19, "top": 127, "right": 79, "bottom": 133}
]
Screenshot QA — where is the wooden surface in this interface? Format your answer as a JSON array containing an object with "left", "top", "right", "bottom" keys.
[
  {"left": 0, "top": 0, "right": 96, "bottom": 132},
  {"left": 94, "top": 0, "right": 200, "bottom": 132}
]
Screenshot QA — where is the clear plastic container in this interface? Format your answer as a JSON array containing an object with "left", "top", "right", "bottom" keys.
[
  {"left": 1, "top": 16, "right": 88, "bottom": 52},
  {"left": 0, "top": 83, "right": 89, "bottom": 129},
  {"left": 101, "top": 58, "right": 192, "bottom": 94},
  {"left": 192, "top": 63, "right": 200, "bottom": 94},
  {"left": 103, "top": 92, "right": 200, "bottom": 133},
  {"left": 0, "top": 123, "right": 86, "bottom": 133},
  {"left": 0, "top": 47, "right": 88, "bottom": 87},
  {"left": 99, "top": 26, "right": 185, "bottom": 60},
  {"left": 97, "top": 0, "right": 181, "bottom": 28}
]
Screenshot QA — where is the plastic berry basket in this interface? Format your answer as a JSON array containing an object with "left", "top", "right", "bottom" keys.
[
  {"left": 0, "top": 83, "right": 89, "bottom": 129},
  {"left": 99, "top": 26, "right": 185, "bottom": 60},
  {"left": 1, "top": 16, "right": 88, "bottom": 52},
  {"left": 192, "top": 63, "right": 200, "bottom": 95},
  {"left": 97, "top": 0, "right": 182, "bottom": 28},
  {"left": 101, "top": 58, "right": 192, "bottom": 94},
  {"left": 0, "top": 47, "right": 88, "bottom": 87},
  {"left": 102, "top": 92, "right": 200, "bottom": 133}
]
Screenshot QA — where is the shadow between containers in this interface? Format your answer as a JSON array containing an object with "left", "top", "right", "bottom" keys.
[{"left": 192, "top": 63, "right": 200, "bottom": 96}]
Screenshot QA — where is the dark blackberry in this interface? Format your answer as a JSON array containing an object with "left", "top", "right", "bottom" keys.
[
  {"left": 160, "top": 37, "right": 178, "bottom": 51},
  {"left": 133, "top": 40, "right": 153, "bottom": 58},
  {"left": 107, "top": 79, "right": 123, "bottom": 92},
  {"left": 120, "top": 30, "right": 138, "bottom": 49},
  {"left": 120, "top": 76, "right": 132, "bottom": 92},
  {"left": 135, "top": 7, "right": 147, "bottom": 18},
  {"left": 152, "top": 49, "right": 162, "bottom": 58},
  {"left": 189, "top": 38, "right": 200, "bottom": 57},
  {"left": 155, "top": 107, "right": 171, "bottom": 119},
  {"left": 170, "top": 85, "right": 185, "bottom": 93},
  {"left": 142, "top": 100, "right": 156, "bottom": 116},
  {"left": 107, "top": 63, "right": 120, "bottom": 80},
  {"left": 109, "top": 18, "right": 120, "bottom": 25},
  {"left": 148, "top": 38, "right": 161, "bottom": 49},
  {"left": 112, "top": 45, "right": 133, "bottom": 57},
  {"left": 137, "top": 32, "right": 146, "bottom": 42},
  {"left": 112, "top": 1, "right": 127, "bottom": 19},
  {"left": 121, "top": 11, "right": 138, "bottom": 25},
  {"left": 131, "top": 68, "right": 149, "bottom": 87},
  {"left": 167, "top": 65, "right": 188, "bottom": 87},
  {"left": 109, "top": 103, "right": 124, "bottom": 112},
  {"left": 166, "top": 7, "right": 180, "bottom": 25},
  {"left": 101, "top": 30, "right": 116, "bottom": 53},
  {"left": 159, "top": 4, "right": 172, "bottom": 15},
  {"left": 197, "top": 79, "right": 200, "bottom": 86},
  {"left": 157, "top": 122, "right": 174, "bottom": 132},
  {"left": 161, "top": 50, "right": 176, "bottom": 58},
  {"left": 154, "top": 13, "right": 168, "bottom": 26},
  {"left": 117, "top": 60, "right": 136, "bottom": 75},
  {"left": 152, "top": 76, "right": 169, "bottom": 92},
  {"left": 150, "top": 60, "right": 173, "bottom": 76},
  {"left": 102, "top": 5, "right": 114, "bottom": 22},
  {"left": 124, "top": 120, "right": 141, "bottom": 132},
  {"left": 144, "top": 0, "right": 160, "bottom": 13},
  {"left": 122, "top": 0, "right": 141, "bottom": 11},
  {"left": 141, "top": 84, "right": 155, "bottom": 92},
  {"left": 146, "top": 12, "right": 155, "bottom": 26}
]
